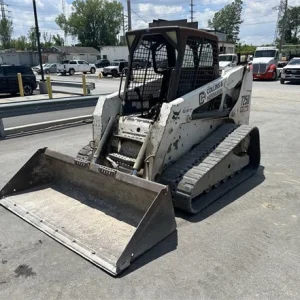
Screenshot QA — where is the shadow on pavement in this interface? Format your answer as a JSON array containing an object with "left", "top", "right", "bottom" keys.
[
  {"left": 177, "top": 165, "right": 265, "bottom": 223},
  {"left": 120, "top": 166, "right": 265, "bottom": 277},
  {"left": 118, "top": 230, "right": 178, "bottom": 278},
  {"left": 284, "top": 81, "right": 300, "bottom": 85}
]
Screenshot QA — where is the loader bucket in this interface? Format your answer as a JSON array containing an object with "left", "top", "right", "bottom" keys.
[{"left": 0, "top": 148, "right": 176, "bottom": 276}]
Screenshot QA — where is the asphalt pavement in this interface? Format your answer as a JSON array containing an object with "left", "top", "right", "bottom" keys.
[{"left": 0, "top": 80, "right": 300, "bottom": 300}]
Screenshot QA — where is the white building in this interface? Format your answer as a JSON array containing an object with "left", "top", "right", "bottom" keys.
[
  {"left": 201, "top": 30, "right": 235, "bottom": 54},
  {"left": 100, "top": 46, "right": 129, "bottom": 61},
  {"left": 49, "top": 46, "right": 100, "bottom": 63}
]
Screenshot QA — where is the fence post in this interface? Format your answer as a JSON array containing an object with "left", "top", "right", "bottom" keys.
[
  {"left": 46, "top": 76, "right": 53, "bottom": 99},
  {"left": 17, "top": 73, "right": 24, "bottom": 97}
]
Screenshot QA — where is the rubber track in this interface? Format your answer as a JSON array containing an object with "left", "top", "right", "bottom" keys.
[{"left": 160, "top": 123, "right": 260, "bottom": 214}]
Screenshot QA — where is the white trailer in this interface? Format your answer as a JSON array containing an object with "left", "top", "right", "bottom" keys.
[{"left": 101, "top": 46, "right": 129, "bottom": 62}]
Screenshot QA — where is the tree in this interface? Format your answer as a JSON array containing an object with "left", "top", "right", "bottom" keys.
[
  {"left": 0, "top": 17, "right": 13, "bottom": 49},
  {"left": 28, "top": 27, "right": 37, "bottom": 50},
  {"left": 42, "top": 31, "right": 52, "bottom": 48},
  {"left": 52, "top": 34, "right": 64, "bottom": 46},
  {"left": 278, "top": 6, "right": 300, "bottom": 45},
  {"left": 56, "top": 0, "right": 123, "bottom": 48},
  {"left": 208, "top": 0, "right": 243, "bottom": 44},
  {"left": 10, "top": 36, "right": 28, "bottom": 50},
  {"left": 236, "top": 43, "right": 256, "bottom": 55}
]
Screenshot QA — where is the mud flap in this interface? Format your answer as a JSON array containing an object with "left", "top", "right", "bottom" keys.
[{"left": 0, "top": 148, "right": 176, "bottom": 276}]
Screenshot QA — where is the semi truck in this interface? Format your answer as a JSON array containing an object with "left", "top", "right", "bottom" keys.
[{"left": 251, "top": 46, "right": 279, "bottom": 80}]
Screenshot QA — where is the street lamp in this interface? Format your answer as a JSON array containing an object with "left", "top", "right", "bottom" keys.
[{"left": 32, "top": 0, "right": 47, "bottom": 93}]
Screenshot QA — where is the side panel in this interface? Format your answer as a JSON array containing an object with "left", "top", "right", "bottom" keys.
[
  {"left": 146, "top": 65, "right": 251, "bottom": 179},
  {"left": 93, "top": 93, "right": 122, "bottom": 144},
  {"left": 229, "top": 66, "right": 253, "bottom": 125}
]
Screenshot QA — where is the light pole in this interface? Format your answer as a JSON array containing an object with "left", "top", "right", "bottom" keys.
[
  {"left": 127, "top": 0, "right": 132, "bottom": 31},
  {"left": 32, "top": 0, "right": 44, "bottom": 81},
  {"left": 32, "top": 0, "right": 47, "bottom": 94}
]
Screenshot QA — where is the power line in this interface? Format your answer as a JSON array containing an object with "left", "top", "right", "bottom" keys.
[
  {"left": 242, "top": 20, "right": 277, "bottom": 26},
  {"left": 131, "top": 9, "right": 147, "bottom": 23}
]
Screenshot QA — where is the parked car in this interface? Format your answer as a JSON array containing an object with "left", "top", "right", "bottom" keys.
[
  {"left": 95, "top": 59, "right": 110, "bottom": 68},
  {"left": 102, "top": 61, "right": 128, "bottom": 77},
  {"left": 0, "top": 65, "right": 37, "bottom": 96},
  {"left": 56, "top": 60, "right": 96, "bottom": 75},
  {"left": 280, "top": 57, "right": 300, "bottom": 84},
  {"left": 32, "top": 63, "right": 48, "bottom": 73},
  {"left": 36, "top": 63, "right": 57, "bottom": 74},
  {"left": 113, "top": 59, "right": 127, "bottom": 62},
  {"left": 132, "top": 59, "right": 151, "bottom": 69}
]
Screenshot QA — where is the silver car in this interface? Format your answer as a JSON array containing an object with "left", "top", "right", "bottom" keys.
[
  {"left": 36, "top": 63, "right": 57, "bottom": 74},
  {"left": 281, "top": 57, "right": 300, "bottom": 84}
]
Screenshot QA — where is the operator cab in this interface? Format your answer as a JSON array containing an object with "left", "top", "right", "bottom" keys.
[{"left": 119, "top": 26, "right": 220, "bottom": 119}]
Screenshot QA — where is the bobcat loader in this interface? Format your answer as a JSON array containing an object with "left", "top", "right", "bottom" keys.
[{"left": 0, "top": 26, "right": 260, "bottom": 276}]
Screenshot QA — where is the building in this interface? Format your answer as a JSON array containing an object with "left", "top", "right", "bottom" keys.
[
  {"left": 202, "top": 30, "right": 235, "bottom": 54},
  {"left": 0, "top": 46, "right": 100, "bottom": 67},
  {"left": 100, "top": 46, "right": 129, "bottom": 61},
  {"left": 49, "top": 46, "right": 100, "bottom": 63},
  {"left": 0, "top": 50, "right": 39, "bottom": 66}
]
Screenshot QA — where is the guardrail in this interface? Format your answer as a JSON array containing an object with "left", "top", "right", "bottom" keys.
[
  {"left": 50, "top": 80, "right": 95, "bottom": 90},
  {"left": 0, "top": 95, "right": 103, "bottom": 138}
]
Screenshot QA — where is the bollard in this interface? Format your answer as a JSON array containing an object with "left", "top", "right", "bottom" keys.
[
  {"left": 46, "top": 76, "right": 53, "bottom": 99},
  {"left": 17, "top": 73, "right": 24, "bottom": 97},
  {"left": 82, "top": 74, "right": 87, "bottom": 96},
  {"left": 98, "top": 72, "right": 103, "bottom": 79},
  {"left": 0, "top": 118, "right": 5, "bottom": 139}
]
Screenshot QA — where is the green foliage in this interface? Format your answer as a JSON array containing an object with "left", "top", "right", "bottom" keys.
[
  {"left": 0, "top": 17, "right": 13, "bottom": 49},
  {"left": 42, "top": 31, "right": 53, "bottom": 48},
  {"left": 278, "top": 6, "right": 300, "bottom": 45},
  {"left": 52, "top": 34, "right": 64, "bottom": 46},
  {"left": 236, "top": 43, "right": 256, "bottom": 55},
  {"left": 208, "top": 0, "right": 243, "bottom": 43},
  {"left": 56, "top": 0, "right": 123, "bottom": 48},
  {"left": 10, "top": 36, "right": 28, "bottom": 50},
  {"left": 9, "top": 30, "right": 64, "bottom": 50},
  {"left": 28, "top": 26, "right": 37, "bottom": 50}
]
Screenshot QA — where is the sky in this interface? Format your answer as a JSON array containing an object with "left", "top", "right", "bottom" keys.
[{"left": 6, "top": 0, "right": 300, "bottom": 46}]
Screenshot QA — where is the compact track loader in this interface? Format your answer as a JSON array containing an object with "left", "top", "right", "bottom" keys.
[{"left": 0, "top": 26, "right": 260, "bottom": 276}]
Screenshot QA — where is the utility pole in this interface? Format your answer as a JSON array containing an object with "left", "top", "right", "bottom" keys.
[
  {"left": 32, "top": 0, "right": 45, "bottom": 82},
  {"left": 190, "top": 0, "right": 194, "bottom": 22},
  {"left": 62, "top": 0, "right": 67, "bottom": 45},
  {"left": 122, "top": 7, "right": 125, "bottom": 37},
  {"left": 127, "top": 0, "right": 132, "bottom": 31}
]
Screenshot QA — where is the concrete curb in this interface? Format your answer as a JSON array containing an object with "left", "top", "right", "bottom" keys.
[{"left": 1, "top": 115, "right": 93, "bottom": 138}]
